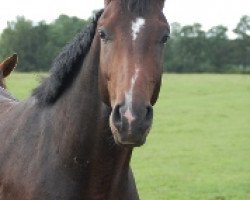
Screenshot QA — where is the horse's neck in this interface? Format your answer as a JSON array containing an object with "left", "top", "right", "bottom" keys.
[
  {"left": 86, "top": 104, "right": 133, "bottom": 199},
  {"left": 88, "top": 146, "right": 132, "bottom": 199},
  {"left": 49, "top": 37, "right": 133, "bottom": 197},
  {"left": 51, "top": 37, "right": 101, "bottom": 166}
]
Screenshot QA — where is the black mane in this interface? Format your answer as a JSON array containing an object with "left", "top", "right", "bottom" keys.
[{"left": 32, "top": 10, "right": 103, "bottom": 106}]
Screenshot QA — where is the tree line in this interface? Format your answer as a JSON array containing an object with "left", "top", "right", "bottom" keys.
[
  {"left": 165, "top": 15, "right": 250, "bottom": 73},
  {"left": 0, "top": 15, "right": 88, "bottom": 71},
  {"left": 0, "top": 15, "right": 249, "bottom": 73}
]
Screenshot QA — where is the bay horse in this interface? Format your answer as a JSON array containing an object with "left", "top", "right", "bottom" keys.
[
  {"left": 0, "top": 54, "right": 17, "bottom": 89},
  {"left": 0, "top": 0, "right": 170, "bottom": 199}
]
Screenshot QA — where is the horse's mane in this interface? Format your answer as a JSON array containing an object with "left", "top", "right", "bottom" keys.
[{"left": 32, "top": 10, "right": 103, "bottom": 106}]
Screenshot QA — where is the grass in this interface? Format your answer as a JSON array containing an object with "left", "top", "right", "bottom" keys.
[
  {"left": 6, "top": 73, "right": 250, "bottom": 200},
  {"left": 6, "top": 72, "right": 46, "bottom": 99}
]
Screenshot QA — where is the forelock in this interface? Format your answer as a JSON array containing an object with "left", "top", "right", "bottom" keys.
[{"left": 122, "top": 0, "right": 164, "bottom": 16}]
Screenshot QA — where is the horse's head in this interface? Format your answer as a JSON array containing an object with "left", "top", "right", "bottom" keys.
[
  {"left": 0, "top": 54, "right": 17, "bottom": 88},
  {"left": 98, "top": 0, "right": 169, "bottom": 147}
]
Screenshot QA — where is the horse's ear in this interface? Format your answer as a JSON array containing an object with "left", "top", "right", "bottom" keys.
[
  {"left": 104, "top": 0, "right": 112, "bottom": 7},
  {"left": 0, "top": 54, "right": 18, "bottom": 78}
]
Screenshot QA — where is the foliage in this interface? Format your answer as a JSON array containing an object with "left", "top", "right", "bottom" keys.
[
  {"left": 0, "top": 15, "right": 250, "bottom": 73},
  {"left": 0, "top": 16, "right": 87, "bottom": 71},
  {"left": 164, "top": 16, "right": 250, "bottom": 73},
  {"left": 232, "top": 15, "right": 250, "bottom": 72}
]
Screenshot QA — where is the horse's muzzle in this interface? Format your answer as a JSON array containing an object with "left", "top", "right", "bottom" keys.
[{"left": 110, "top": 103, "right": 153, "bottom": 147}]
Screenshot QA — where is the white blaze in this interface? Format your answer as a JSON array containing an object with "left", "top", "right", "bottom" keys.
[
  {"left": 124, "top": 69, "right": 140, "bottom": 127},
  {"left": 125, "top": 68, "right": 140, "bottom": 108},
  {"left": 132, "top": 18, "right": 145, "bottom": 41}
]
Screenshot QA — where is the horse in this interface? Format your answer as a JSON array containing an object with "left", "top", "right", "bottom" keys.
[
  {"left": 0, "top": 0, "right": 170, "bottom": 199},
  {"left": 0, "top": 54, "right": 18, "bottom": 89}
]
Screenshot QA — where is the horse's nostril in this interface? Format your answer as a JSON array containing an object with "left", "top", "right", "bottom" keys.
[
  {"left": 145, "top": 105, "right": 153, "bottom": 121},
  {"left": 113, "top": 104, "right": 122, "bottom": 124}
]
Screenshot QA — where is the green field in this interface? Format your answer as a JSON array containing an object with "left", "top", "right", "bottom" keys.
[{"left": 6, "top": 73, "right": 250, "bottom": 200}]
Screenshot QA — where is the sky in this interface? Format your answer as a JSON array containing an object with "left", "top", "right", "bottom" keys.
[{"left": 0, "top": 0, "right": 249, "bottom": 37}]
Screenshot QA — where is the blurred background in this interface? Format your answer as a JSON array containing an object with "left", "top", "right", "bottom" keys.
[{"left": 1, "top": 0, "right": 250, "bottom": 200}]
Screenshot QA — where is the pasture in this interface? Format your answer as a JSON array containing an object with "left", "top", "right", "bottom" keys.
[{"left": 6, "top": 73, "right": 250, "bottom": 200}]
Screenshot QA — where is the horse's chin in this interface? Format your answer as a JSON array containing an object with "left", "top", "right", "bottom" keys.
[
  {"left": 113, "top": 132, "right": 146, "bottom": 148},
  {"left": 109, "top": 117, "right": 148, "bottom": 148}
]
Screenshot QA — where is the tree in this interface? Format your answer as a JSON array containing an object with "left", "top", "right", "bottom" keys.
[
  {"left": 234, "top": 15, "right": 250, "bottom": 39},
  {"left": 207, "top": 25, "right": 228, "bottom": 39},
  {"left": 47, "top": 15, "right": 87, "bottom": 61},
  {"left": 206, "top": 25, "right": 230, "bottom": 72},
  {"left": 0, "top": 16, "right": 38, "bottom": 71},
  {"left": 233, "top": 15, "right": 250, "bottom": 72},
  {"left": 165, "top": 23, "right": 209, "bottom": 72},
  {"left": 0, "top": 15, "right": 87, "bottom": 71}
]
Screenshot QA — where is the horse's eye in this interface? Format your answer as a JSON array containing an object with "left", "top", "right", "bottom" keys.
[
  {"left": 98, "top": 29, "right": 108, "bottom": 41},
  {"left": 160, "top": 34, "right": 170, "bottom": 44}
]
